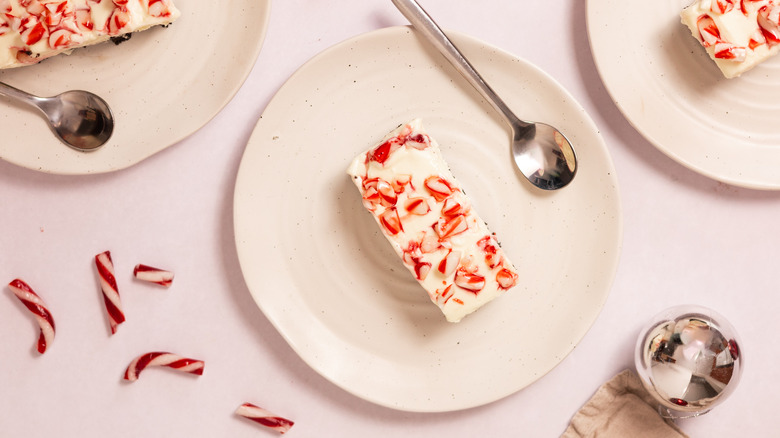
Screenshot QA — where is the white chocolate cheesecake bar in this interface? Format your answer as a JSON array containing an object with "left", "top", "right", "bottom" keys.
[
  {"left": 681, "top": 0, "right": 780, "bottom": 78},
  {"left": 347, "top": 119, "right": 519, "bottom": 323},
  {"left": 0, "top": 0, "right": 180, "bottom": 69}
]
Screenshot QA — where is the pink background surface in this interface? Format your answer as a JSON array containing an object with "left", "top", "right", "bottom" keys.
[{"left": 0, "top": 1, "right": 772, "bottom": 436}]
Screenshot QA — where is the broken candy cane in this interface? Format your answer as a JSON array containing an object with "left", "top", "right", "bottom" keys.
[
  {"left": 133, "top": 264, "right": 174, "bottom": 287},
  {"left": 235, "top": 403, "right": 294, "bottom": 434},
  {"left": 7, "top": 279, "right": 55, "bottom": 354},
  {"left": 123, "top": 352, "right": 205, "bottom": 381},
  {"left": 95, "top": 250, "right": 125, "bottom": 334}
]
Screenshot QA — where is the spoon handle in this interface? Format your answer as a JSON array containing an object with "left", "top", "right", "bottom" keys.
[
  {"left": 391, "top": 0, "right": 528, "bottom": 128},
  {"left": 0, "top": 81, "right": 44, "bottom": 110}
]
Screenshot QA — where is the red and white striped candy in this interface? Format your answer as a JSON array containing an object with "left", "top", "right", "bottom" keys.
[
  {"left": 711, "top": 0, "right": 737, "bottom": 14},
  {"left": 235, "top": 403, "right": 294, "bottom": 434},
  {"left": 123, "top": 352, "right": 205, "bottom": 381},
  {"left": 133, "top": 264, "right": 174, "bottom": 287},
  {"left": 95, "top": 250, "right": 125, "bottom": 334},
  {"left": 7, "top": 279, "right": 55, "bottom": 354}
]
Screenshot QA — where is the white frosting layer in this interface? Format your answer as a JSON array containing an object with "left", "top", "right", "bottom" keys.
[
  {"left": 0, "top": 0, "right": 180, "bottom": 69},
  {"left": 347, "top": 119, "right": 519, "bottom": 323},
  {"left": 681, "top": 0, "right": 780, "bottom": 78}
]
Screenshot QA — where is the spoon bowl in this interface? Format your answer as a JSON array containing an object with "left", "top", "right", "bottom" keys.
[
  {"left": 392, "top": 0, "right": 577, "bottom": 190},
  {"left": 512, "top": 122, "right": 577, "bottom": 190},
  {"left": 0, "top": 82, "right": 114, "bottom": 152}
]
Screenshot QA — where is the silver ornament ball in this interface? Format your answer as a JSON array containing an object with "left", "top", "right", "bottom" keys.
[{"left": 635, "top": 305, "right": 743, "bottom": 418}]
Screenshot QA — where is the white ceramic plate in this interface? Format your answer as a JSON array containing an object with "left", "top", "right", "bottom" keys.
[
  {"left": 587, "top": 0, "right": 780, "bottom": 189},
  {"left": 0, "top": 0, "right": 270, "bottom": 175},
  {"left": 234, "top": 26, "right": 622, "bottom": 412}
]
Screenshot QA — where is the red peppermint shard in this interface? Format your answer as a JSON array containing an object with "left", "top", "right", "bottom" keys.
[
  {"left": 123, "top": 352, "right": 205, "bottom": 381},
  {"left": 235, "top": 403, "right": 294, "bottom": 434},
  {"left": 7, "top": 279, "right": 56, "bottom": 354},
  {"left": 95, "top": 251, "right": 125, "bottom": 334},
  {"left": 133, "top": 264, "right": 174, "bottom": 288}
]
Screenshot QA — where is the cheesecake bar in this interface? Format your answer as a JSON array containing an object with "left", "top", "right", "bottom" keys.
[
  {"left": 681, "top": 0, "right": 780, "bottom": 78},
  {"left": 0, "top": 0, "right": 180, "bottom": 69},
  {"left": 347, "top": 119, "right": 519, "bottom": 323}
]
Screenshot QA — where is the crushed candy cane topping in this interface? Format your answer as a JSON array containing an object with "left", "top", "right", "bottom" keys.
[
  {"left": 681, "top": 0, "right": 780, "bottom": 77},
  {"left": 347, "top": 119, "right": 519, "bottom": 323},
  {"left": 0, "top": 0, "right": 181, "bottom": 69}
]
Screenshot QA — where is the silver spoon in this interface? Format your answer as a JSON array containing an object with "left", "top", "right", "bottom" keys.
[
  {"left": 0, "top": 81, "right": 114, "bottom": 151},
  {"left": 392, "top": 0, "right": 577, "bottom": 190}
]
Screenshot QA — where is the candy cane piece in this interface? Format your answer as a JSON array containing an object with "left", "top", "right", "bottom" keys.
[
  {"left": 7, "top": 279, "right": 56, "bottom": 354},
  {"left": 133, "top": 264, "right": 174, "bottom": 287},
  {"left": 123, "top": 352, "right": 205, "bottom": 381},
  {"left": 235, "top": 403, "right": 294, "bottom": 434},
  {"left": 95, "top": 250, "right": 125, "bottom": 334}
]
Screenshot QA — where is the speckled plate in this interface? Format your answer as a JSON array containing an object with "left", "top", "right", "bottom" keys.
[
  {"left": 0, "top": 0, "right": 270, "bottom": 175},
  {"left": 233, "top": 26, "right": 622, "bottom": 412},
  {"left": 587, "top": 0, "right": 780, "bottom": 189}
]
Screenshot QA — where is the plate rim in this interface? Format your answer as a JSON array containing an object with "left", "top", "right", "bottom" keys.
[
  {"left": 233, "top": 25, "right": 623, "bottom": 412},
  {"left": 586, "top": 0, "right": 780, "bottom": 190},
  {"left": 0, "top": 0, "right": 272, "bottom": 175}
]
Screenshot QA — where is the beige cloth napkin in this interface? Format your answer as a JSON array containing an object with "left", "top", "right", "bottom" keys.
[{"left": 561, "top": 370, "right": 689, "bottom": 438}]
